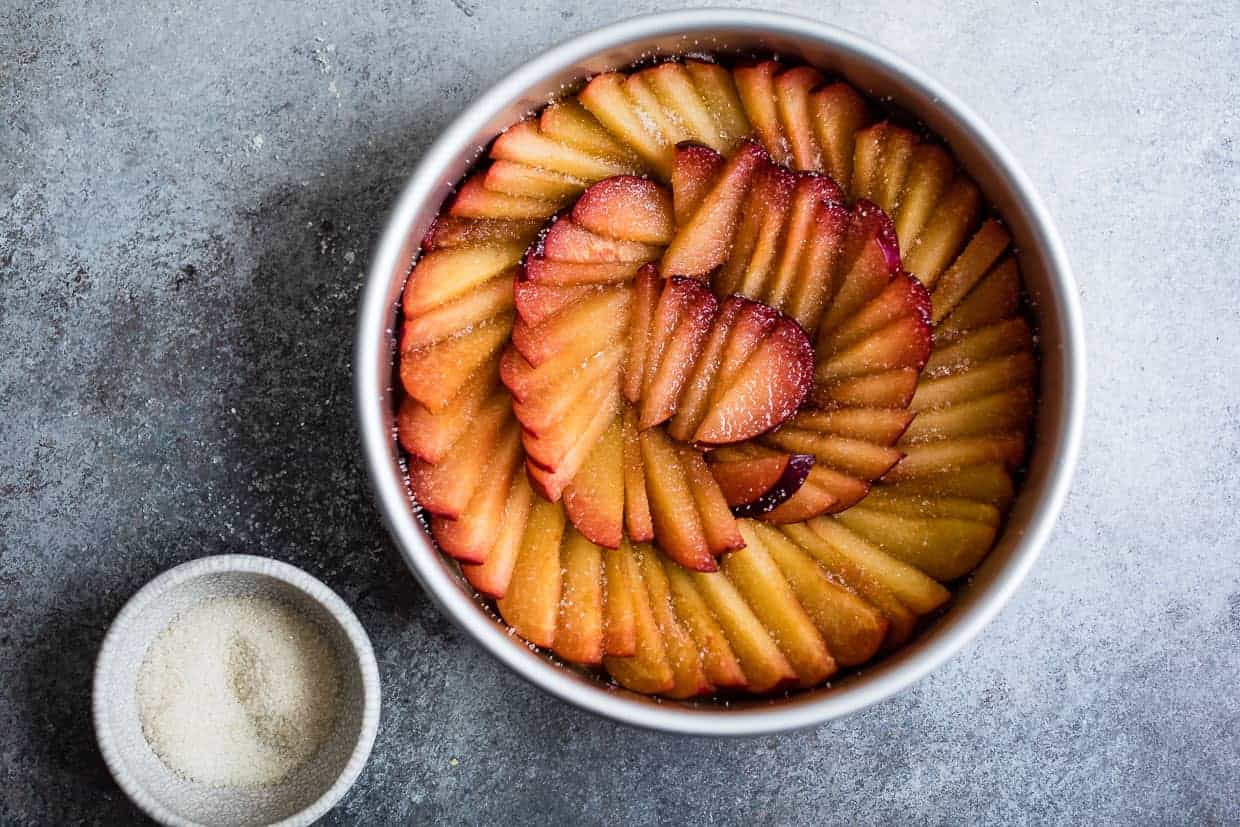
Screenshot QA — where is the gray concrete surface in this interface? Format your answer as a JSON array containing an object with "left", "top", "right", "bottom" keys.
[{"left": 2, "top": 1, "right": 1237, "bottom": 824}]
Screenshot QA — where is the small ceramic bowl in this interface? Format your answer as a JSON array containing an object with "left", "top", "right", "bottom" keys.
[{"left": 93, "top": 555, "right": 381, "bottom": 827}]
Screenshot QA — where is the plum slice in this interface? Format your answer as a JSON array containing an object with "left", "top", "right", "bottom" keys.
[{"left": 709, "top": 452, "right": 815, "bottom": 518}]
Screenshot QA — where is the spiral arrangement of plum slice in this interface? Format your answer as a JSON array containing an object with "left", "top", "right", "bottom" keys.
[{"left": 396, "top": 57, "right": 1037, "bottom": 697}]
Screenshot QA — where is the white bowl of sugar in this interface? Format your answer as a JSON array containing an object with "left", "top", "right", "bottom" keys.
[{"left": 93, "top": 555, "right": 380, "bottom": 827}]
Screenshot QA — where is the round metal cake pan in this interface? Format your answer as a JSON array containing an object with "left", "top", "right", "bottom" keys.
[{"left": 355, "top": 9, "right": 1086, "bottom": 736}]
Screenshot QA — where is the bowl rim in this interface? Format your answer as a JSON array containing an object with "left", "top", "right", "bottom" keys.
[
  {"left": 92, "top": 554, "right": 382, "bottom": 827},
  {"left": 355, "top": 8, "right": 1086, "bottom": 736}
]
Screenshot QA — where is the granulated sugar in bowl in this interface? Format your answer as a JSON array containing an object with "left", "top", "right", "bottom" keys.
[
  {"left": 94, "top": 555, "right": 380, "bottom": 826},
  {"left": 137, "top": 594, "right": 343, "bottom": 788}
]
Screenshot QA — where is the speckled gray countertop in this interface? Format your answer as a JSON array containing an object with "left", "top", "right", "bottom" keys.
[{"left": 2, "top": 1, "right": 1237, "bottom": 824}]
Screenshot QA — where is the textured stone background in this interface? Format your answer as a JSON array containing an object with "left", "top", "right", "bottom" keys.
[{"left": 2, "top": 1, "right": 1238, "bottom": 824}]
